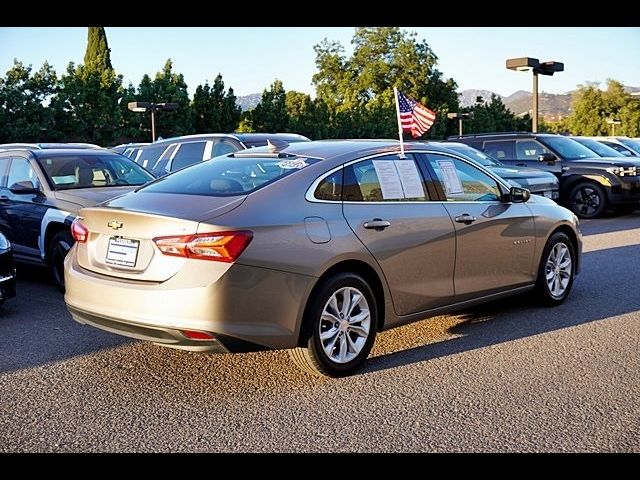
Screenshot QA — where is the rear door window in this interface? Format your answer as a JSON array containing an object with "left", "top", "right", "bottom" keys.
[
  {"left": 483, "top": 140, "right": 515, "bottom": 161},
  {"left": 170, "top": 142, "right": 207, "bottom": 172},
  {"left": 342, "top": 154, "right": 429, "bottom": 202},
  {"left": 515, "top": 139, "right": 548, "bottom": 160}
]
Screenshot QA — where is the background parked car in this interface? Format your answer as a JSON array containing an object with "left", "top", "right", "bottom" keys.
[
  {"left": 440, "top": 142, "right": 559, "bottom": 199},
  {"left": 110, "top": 142, "right": 149, "bottom": 156},
  {"left": 570, "top": 137, "right": 626, "bottom": 158},
  {"left": 65, "top": 140, "right": 581, "bottom": 377},
  {"left": 0, "top": 232, "right": 16, "bottom": 307},
  {"left": 0, "top": 148, "right": 155, "bottom": 291},
  {"left": 589, "top": 136, "right": 640, "bottom": 157},
  {"left": 446, "top": 132, "right": 640, "bottom": 218},
  {"left": 134, "top": 133, "right": 310, "bottom": 177},
  {"left": 0, "top": 143, "right": 103, "bottom": 151}
]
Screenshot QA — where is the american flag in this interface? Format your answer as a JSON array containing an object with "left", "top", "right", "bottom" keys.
[{"left": 397, "top": 90, "right": 436, "bottom": 138}]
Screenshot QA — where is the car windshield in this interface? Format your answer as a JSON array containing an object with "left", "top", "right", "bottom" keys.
[
  {"left": 573, "top": 138, "right": 623, "bottom": 157},
  {"left": 38, "top": 154, "right": 155, "bottom": 190},
  {"left": 616, "top": 138, "right": 640, "bottom": 154},
  {"left": 140, "top": 155, "right": 318, "bottom": 197},
  {"left": 445, "top": 144, "right": 500, "bottom": 167},
  {"left": 539, "top": 136, "right": 597, "bottom": 160}
]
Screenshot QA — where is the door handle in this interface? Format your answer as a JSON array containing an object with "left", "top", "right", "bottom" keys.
[
  {"left": 363, "top": 218, "right": 391, "bottom": 231},
  {"left": 516, "top": 163, "right": 527, "bottom": 167},
  {"left": 455, "top": 214, "right": 477, "bottom": 225}
]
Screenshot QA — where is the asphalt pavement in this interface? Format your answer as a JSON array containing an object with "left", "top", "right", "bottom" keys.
[{"left": 0, "top": 212, "right": 638, "bottom": 452}]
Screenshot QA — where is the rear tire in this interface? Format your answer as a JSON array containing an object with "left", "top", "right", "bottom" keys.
[
  {"left": 289, "top": 273, "right": 378, "bottom": 377},
  {"left": 534, "top": 232, "right": 575, "bottom": 306},
  {"left": 49, "top": 230, "right": 74, "bottom": 293},
  {"left": 568, "top": 181, "right": 607, "bottom": 219}
]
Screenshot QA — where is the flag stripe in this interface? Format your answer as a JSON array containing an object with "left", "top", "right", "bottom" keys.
[{"left": 396, "top": 90, "right": 437, "bottom": 138}]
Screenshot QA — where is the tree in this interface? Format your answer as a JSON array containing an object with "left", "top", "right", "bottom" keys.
[
  {"left": 560, "top": 79, "right": 640, "bottom": 136},
  {"left": 285, "top": 91, "right": 331, "bottom": 140},
  {"left": 458, "top": 95, "right": 531, "bottom": 135},
  {"left": 133, "top": 59, "right": 192, "bottom": 139},
  {"left": 84, "top": 27, "right": 112, "bottom": 72},
  {"left": 312, "top": 27, "right": 459, "bottom": 138},
  {"left": 192, "top": 74, "right": 241, "bottom": 133},
  {"left": 50, "top": 27, "right": 122, "bottom": 144},
  {"left": 565, "top": 82, "right": 609, "bottom": 136},
  {"left": 117, "top": 82, "right": 146, "bottom": 143},
  {"left": 248, "top": 79, "right": 289, "bottom": 132},
  {"left": 0, "top": 60, "right": 58, "bottom": 142}
]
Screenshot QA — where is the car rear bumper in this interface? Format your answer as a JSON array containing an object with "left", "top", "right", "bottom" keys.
[{"left": 64, "top": 252, "right": 316, "bottom": 351}]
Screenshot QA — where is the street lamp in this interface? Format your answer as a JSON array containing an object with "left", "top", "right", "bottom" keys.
[
  {"left": 447, "top": 112, "right": 474, "bottom": 136},
  {"left": 127, "top": 101, "right": 179, "bottom": 142},
  {"left": 506, "top": 57, "right": 564, "bottom": 133},
  {"left": 607, "top": 118, "right": 621, "bottom": 136}
]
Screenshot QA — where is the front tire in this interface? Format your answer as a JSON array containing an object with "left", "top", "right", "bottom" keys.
[
  {"left": 49, "top": 230, "right": 74, "bottom": 292},
  {"left": 568, "top": 181, "right": 607, "bottom": 219},
  {"left": 289, "top": 273, "right": 378, "bottom": 377},
  {"left": 534, "top": 232, "right": 575, "bottom": 306}
]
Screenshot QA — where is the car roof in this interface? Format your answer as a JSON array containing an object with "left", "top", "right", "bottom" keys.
[
  {"left": 234, "top": 133, "right": 311, "bottom": 143},
  {"left": 247, "top": 139, "right": 457, "bottom": 161},
  {"left": 28, "top": 148, "right": 121, "bottom": 159},
  {"left": 445, "top": 132, "right": 559, "bottom": 141},
  {"left": 152, "top": 132, "right": 311, "bottom": 145},
  {"left": 0, "top": 142, "right": 103, "bottom": 149}
]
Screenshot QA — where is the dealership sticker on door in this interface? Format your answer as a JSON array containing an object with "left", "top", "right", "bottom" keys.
[{"left": 106, "top": 237, "right": 140, "bottom": 267}]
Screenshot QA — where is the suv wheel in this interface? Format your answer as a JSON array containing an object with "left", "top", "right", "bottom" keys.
[
  {"left": 289, "top": 273, "right": 378, "bottom": 377},
  {"left": 49, "top": 230, "right": 74, "bottom": 292},
  {"left": 568, "top": 181, "right": 607, "bottom": 219}
]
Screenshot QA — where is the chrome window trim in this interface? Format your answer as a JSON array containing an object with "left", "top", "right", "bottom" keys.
[{"left": 305, "top": 150, "right": 511, "bottom": 204}]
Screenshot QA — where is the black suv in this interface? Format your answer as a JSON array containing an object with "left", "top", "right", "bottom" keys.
[{"left": 446, "top": 132, "right": 640, "bottom": 218}]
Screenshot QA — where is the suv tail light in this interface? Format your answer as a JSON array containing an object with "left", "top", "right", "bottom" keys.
[
  {"left": 71, "top": 218, "right": 89, "bottom": 243},
  {"left": 153, "top": 231, "right": 253, "bottom": 263}
]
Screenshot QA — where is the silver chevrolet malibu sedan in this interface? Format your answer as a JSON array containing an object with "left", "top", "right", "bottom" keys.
[{"left": 64, "top": 140, "right": 582, "bottom": 377}]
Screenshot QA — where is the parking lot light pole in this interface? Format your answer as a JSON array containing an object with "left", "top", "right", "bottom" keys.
[
  {"left": 607, "top": 118, "right": 621, "bottom": 136},
  {"left": 506, "top": 57, "right": 564, "bottom": 133},
  {"left": 127, "top": 101, "right": 179, "bottom": 142},
  {"left": 447, "top": 112, "right": 474, "bottom": 136}
]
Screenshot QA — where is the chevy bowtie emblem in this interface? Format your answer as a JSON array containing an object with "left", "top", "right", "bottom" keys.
[{"left": 107, "top": 220, "right": 123, "bottom": 230}]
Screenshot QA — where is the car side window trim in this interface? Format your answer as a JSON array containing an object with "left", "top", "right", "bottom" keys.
[{"left": 306, "top": 150, "right": 510, "bottom": 204}]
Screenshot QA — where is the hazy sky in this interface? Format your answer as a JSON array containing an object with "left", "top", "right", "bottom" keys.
[{"left": 1, "top": 27, "right": 638, "bottom": 98}]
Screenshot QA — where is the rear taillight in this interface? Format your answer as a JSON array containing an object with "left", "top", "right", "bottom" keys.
[
  {"left": 181, "top": 330, "right": 215, "bottom": 340},
  {"left": 153, "top": 231, "right": 253, "bottom": 263},
  {"left": 70, "top": 218, "right": 89, "bottom": 243}
]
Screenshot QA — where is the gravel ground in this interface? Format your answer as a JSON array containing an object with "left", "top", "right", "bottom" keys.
[{"left": 0, "top": 212, "right": 638, "bottom": 452}]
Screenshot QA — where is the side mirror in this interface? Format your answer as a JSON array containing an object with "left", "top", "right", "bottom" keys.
[
  {"left": 538, "top": 152, "right": 557, "bottom": 163},
  {"left": 509, "top": 186, "right": 530, "bottom": 203},
  {"left": 9, "top": 180, "right": 40, "bottom": 194}
]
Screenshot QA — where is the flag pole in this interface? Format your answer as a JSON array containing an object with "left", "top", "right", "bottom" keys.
[{"left": 393, "top": 87, "right": 406, "bottom": 159}]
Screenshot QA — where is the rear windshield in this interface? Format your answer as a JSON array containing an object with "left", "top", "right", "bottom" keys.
[
  {"left": 37, "top": 154, "right": 155, "bottom": 190},
  {"left": 140, "top": 156, "right": 318, "bottom": 197}
]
